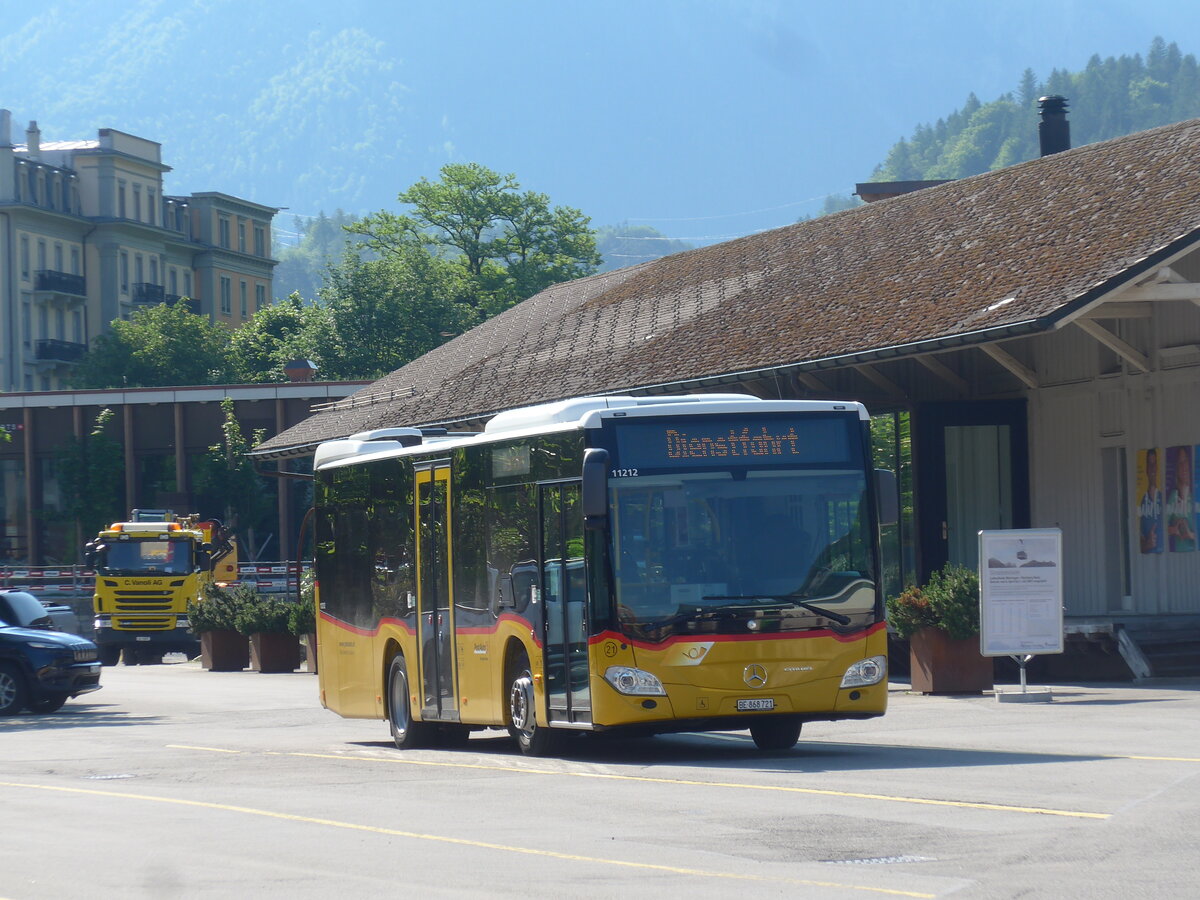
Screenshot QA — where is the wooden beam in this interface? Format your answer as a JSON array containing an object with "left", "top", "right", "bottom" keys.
[
  {"left": 794, "top": 372, "right": 832, "bottom": 393},
  {"left": 1118, "top": 283, "right": 1200, "bottom": 302},
  {"left": 1074, "top": 319, "right": 1151, "bottom": 373},
  {"left": 854, "top": 364, "right": 907, "bottom": 401},
  {"left": 915, "top": 354, "right": 970, "bottom": 395},
  {"left": 1081, "top": 302, "right": 1154, "bottom": 319},
  {"left": 980, "top": 343, "right": 1039, "bottom": 389},
  {"left": 1154, "top": 265, "right": 1189, "bottom": 284}
]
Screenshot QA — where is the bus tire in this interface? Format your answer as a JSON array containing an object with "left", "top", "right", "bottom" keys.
[
  {"left": 749, "top": 717, "right": 802, "bottom": 751},
  {"left": 506, "top": 650, "right": 562, "bottom": 757},
  {"left": 387, "top": 655, "right": 432, "bottom": 750}
]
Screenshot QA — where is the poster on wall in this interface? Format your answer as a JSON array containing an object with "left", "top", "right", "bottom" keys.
[
  {"left": 1137, "top": 448, "right": 1164, "bottom": 554},
  {"left": 1165, "top": 445, "right": 1197, "bottom": 553},
  {"left": 979, "top": 528, "right": 1064, "bottom": 656}
]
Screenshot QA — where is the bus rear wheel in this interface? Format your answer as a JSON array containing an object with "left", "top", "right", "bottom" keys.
[
  {"left": 749, "top": 717, "right": 802, "bottom": 751},
  {"left": 387, "top": 655, "right": 433, "bottom": 750},
  {"left": 507, "top": 653, "right": 562, "bottom": 757}
]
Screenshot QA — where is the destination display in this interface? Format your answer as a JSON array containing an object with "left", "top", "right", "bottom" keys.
[{"left": 612, "top": 415, "right": 857, "bottom": 471}]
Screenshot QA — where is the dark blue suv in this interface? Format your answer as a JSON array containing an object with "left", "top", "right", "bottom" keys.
[{"left": 0, "top": 590, "right": 102, "bottom": 715}]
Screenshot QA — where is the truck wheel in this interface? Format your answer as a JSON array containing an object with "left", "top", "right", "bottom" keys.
[
  {"left": 98, "top": 645, "right": 122, "bottom": 667},
  {"left": 28, "top": 694, "right": 68, "bottom": 714},
  {"left": 0, "top": 663, "right": 29, "bottom": 716},
  {"left": 123, "top": 647, "right": 141, "bottom": 665}
]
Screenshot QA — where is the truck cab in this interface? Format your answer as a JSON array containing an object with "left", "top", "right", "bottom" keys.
[{"left": 86, "top": 510, "right": 237, "bottom": 665}]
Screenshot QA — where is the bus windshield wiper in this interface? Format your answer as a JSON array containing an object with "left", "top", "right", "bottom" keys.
[{"left": 701, "top": 595, "right": 852, "bottom": 626}]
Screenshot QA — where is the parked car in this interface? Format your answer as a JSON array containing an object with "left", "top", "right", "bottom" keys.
[{"left": 0, "top": 590, "right": 102, "bottom": 715}]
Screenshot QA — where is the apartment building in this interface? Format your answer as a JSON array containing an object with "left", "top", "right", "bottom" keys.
[{"left": 0, "top": 110, "right": 277, "bottom": 392}]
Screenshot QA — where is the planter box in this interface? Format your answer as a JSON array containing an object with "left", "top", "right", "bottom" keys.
[
  {"left": 250, "top": 632, "right": 300, "bottom": 674},
  {"left": 200, "top": 630, "right": 249, "bottom": 672},
  {"left": 909, "top": 627, "right": 993, "bottom": 694},
  {"left": 303, "top": 632, "right": 318, "bottom": 673}
]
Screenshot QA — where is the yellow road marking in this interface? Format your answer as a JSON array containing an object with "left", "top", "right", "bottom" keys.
[
  {"left": 166, "top": 744, "right": 243, "bottom": 754},
  {"left": 0, "top": 780, "right": 933, "bottom": 898},
  {"left": 282, "top": 751, "right": 1109, "bottom": 819}
]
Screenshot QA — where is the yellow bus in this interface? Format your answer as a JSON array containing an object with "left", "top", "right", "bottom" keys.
[{"left": 313, "top": 394, "right": 896, "bottom": 755}]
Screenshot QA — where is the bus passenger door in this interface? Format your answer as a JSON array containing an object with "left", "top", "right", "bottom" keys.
[
  {"left": 539, "top": 482, "right": 592, "bottom": 726},
  {"left": 415, "top": 465, "right": 457, "bottom": 721}
]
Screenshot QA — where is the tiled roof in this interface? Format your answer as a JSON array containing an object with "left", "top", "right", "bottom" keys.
[{"left": 255, "top": 118, "right": 1200, "bottom": 456}]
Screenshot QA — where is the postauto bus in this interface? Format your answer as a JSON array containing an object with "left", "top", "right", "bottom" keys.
[{"left": 312, "top": 394, "right": 897, "bottom": 755}]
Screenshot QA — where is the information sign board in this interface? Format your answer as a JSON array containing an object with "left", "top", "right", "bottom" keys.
[{"left": 978, "top": 528, "right": 1064, "bottom": 657}]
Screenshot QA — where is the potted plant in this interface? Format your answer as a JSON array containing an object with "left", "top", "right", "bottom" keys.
[
  {"left": 290, "top": 574, "right": 317, "bottom": 673},
  {"left": 887, "top": 563, "right": 993, "bottom": 694},
  {"left": 188, "top": 585, "right": 250, "bottom": 672},
  {"left": 235, "top": 593, "right": 299, "bottom": 674}
]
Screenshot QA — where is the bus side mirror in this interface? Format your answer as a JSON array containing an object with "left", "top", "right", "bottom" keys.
[
  {"left": 582, "top": 448, "right": 610, "bottom": 530},
  {"left": 875, "top": 469, "right": 899, "bottom": 526}
]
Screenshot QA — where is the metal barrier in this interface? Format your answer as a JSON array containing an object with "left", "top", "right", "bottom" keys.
[{"left": 0, "top": 562, "right": 312, "bottom": 599}]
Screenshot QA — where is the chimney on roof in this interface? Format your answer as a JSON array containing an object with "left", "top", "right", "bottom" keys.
[
  {"left": 25, "top": 120, "right": 40, "bottom": 158},
  {"left": 283, "top": 359, "right": 319, "bottom": 383},
  {"left": 1038, "top": 95, "right": 1070, "bottom": 157},
  {"left": 0, "top": 110, "right": 12, "bottom": 148}
]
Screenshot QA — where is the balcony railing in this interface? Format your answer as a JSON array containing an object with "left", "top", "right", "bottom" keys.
[
  {"left": 33, "top": 270, "right": 86, "bottom": 296},
  {"left": 132, "top": 283, "right": 165, "bottom": 304},
  {"left": 35, "top": 339, "right": 87, "bottom": 363}
]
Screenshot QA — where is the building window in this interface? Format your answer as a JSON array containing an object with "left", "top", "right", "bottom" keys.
[
  {"left": 22, "top": 298, "right": 31, "bottom": 348},
  {"left": 134, "top": 254, "right": 144, "bottom": 287},
  {"left": 120, "top": 252, "right": 129, "bottom": 293},
  {"left": 238, "top": 221, "right": 246, "bottom": 253},
  {"left": 27, "top": 168, "right": 36, "bottom": 203},
  {"left": 148, "top": 188, "right": 156, "bottom": 226},
  {"left": 240, "top": 280, "right": 248, "bottom": 318},
  {"left": 255, "top": 283, "right": 266, "bottom": 311},
  {"left": 169, "top": 269, "right": 178, "bottom": 295},
  {"left": 118, "top": 180, "right": 127, "bottom": 218},
  {"left": 55, "top": 308, "right": 65, "bottom": 340},
  {"left": 150, "top": 258, "right": 158, "bottom": 285},
  {"left": 39, "top": 307, "right": 48, "bottom": 340},
  {"left": 184, "top": 271, "right": 192, "bottom": 298},
  {"left": 19, "top": 237, "right": 29, "bottom": 281},
  {"left": 54, "top": 243, "right": 63, "bottom": 272},
  {"left": 36, "top": 240, "right": 46, "bottom": 273},
  {"left": 218, "top": 217, "right": 231, "bottom": 249},
  {"left": 220, "top": 276, "right": 232, "bottom": 315},
  {"left": 70, "top": 247, "right": 80, "bottom": 275},
  {"left": 133, "top": 185, "right": 142, "bottom": 222},
  {"left": 254, "top": 225, "right": 265, "bottom": 257},
  {"left": 73, "top": 310, "right": 82, "bottom": 342}
]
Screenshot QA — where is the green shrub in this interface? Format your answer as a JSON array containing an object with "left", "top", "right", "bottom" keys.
[
  {"left": 187, "top": 583, "right": 253, "bottom": 633},
  {"left": 886, "top": 563, "right": 980, "bottom": 640},
  {"left": 233, "top": 593, "right": 294, "bottom": 636},
  {"left": 288, "top": 594, "right": 316, "bottom": 636}
]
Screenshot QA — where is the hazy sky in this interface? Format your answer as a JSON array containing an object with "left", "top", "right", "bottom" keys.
[{"left": 3, "top": 0, "right": 1198, "bottom": 240}]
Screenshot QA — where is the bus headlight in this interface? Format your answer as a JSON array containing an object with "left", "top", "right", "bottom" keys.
[
  {"left": 176, "top": 617, "right": 190, "bottom": 629},
  {"left": 840, "top": 655, "right": 886, "bottom": 688},
  {"left": 94, "top": 615, "right": 112, "bottom": 629},
  {"left": 604, "top": 666, "right": 666, "bottom": 696}
]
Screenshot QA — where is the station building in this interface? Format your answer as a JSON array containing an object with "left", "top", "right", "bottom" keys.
[{"left": 256, "top": 111, "right": 1200, "bottom": 676}]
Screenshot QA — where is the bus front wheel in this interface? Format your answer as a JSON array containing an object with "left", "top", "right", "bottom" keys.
[
  {"left": 507, "top": 653, "right": 562, "bottom": 757},
  {"left": 387, "top": 655, "right": 432, "bottom": 750},
  {"left": 749, "top": 717, "right": 802, "bottom": 751}
]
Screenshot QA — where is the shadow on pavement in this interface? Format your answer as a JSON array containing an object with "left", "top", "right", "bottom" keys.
[
  {"left": 0, "top": 703, "right": 162, "bottom": 732},
  {"left": 344, "top": 728, "right": 1109, "bottom": 774}
]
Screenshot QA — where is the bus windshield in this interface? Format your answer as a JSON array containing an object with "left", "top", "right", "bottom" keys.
[
  {"left": 610, "top": 469, "right": 876, "bottom": 631},
  {"left": 98, "top": 538, "right": 194, "bottom": 575},
  {"left": 603, "top": 411, "right": 879, "bottom": 636}
]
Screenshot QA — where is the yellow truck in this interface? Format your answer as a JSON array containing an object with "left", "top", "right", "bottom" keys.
[{"left": 84, "top": 510, "right": 238, "bottom": 665}]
